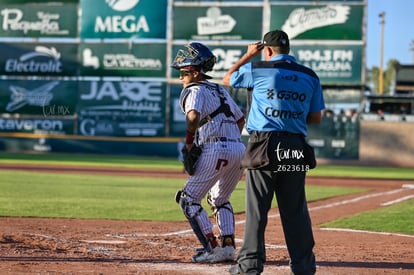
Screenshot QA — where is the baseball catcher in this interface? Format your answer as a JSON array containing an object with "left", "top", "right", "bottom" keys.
[{"left": 171, "top": 42, "right": 246, "bottom": 264}]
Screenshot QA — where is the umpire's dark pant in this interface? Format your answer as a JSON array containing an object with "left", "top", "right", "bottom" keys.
[{"left": 236, "top": 169, "right": 316, "bottom": 275}]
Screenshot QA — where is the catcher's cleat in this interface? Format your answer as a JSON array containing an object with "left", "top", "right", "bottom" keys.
[{"left": 192, "top": 247, "right": 226, "bottom": 263}]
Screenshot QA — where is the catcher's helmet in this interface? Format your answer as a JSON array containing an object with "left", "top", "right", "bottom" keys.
[{"left": 171, "top": 42, "right": 216, "bottom": 74}]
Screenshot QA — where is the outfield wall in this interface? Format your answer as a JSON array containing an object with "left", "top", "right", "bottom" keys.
[
  {"left": 1, "top": 119, "right": 413, "bottom": 168},
  {"left": 0, "top": 0, "right": 367, "bottom": 160},
  {"left": 359, "top": 121, "right": 414, "bottom": 167}
]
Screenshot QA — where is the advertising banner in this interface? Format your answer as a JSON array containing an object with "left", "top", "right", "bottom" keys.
[
  {"left": 79, "top": 42, "right": 166, "bottom": 77},
  {"left": 80, "top": 0, "right": 167, "bottom": 39},
  {"left": 77, "top": 80, "right": 166, "bottom": 137},
  {"left": 0, "top": 117, "right": 75, "bottom": 135},
  {"left": 0, "top": 79, "right": 78, "bottom": 116},
  {"left": 0, "top": 3, "right": 78, "bottom": 38},
  {"left": 178, "top": 0, "right": 262, "bottom": 1},
  {"left": 172, "top": 6, "right": 263, "bottom": 40},
  {"left": 290, "top": 44, "right": 362, "bottom": 84},
  {"left": 0, "top": 42, "right": 78, "bottom": 76},
  {"left": 271, "top": 0, "right": 363, "bottom": 2},
  {"left": 270, "top": 4, "right": 364, "bottom": 40},
  {"left": 169, "top": 84, "right": 186, "bottom": 137}
]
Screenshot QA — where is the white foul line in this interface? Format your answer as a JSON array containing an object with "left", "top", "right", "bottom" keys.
[
  {"left": 320, "top": 227, "right": 414, "bottom": 238},
  {"left": 125, "top": 185, "right": 412, "bottom": 238},
  {"left": 381, "top": 194, "right": 414, "bottom": 206}
]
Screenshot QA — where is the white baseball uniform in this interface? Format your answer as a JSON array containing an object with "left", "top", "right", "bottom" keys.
[{"left": 179, "top": 80, "right": 245, "bottom": 238}]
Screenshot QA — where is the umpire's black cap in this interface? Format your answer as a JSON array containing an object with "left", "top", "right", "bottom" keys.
[{"left": 263, "top": 30, "right": 290, "bottom": 47}]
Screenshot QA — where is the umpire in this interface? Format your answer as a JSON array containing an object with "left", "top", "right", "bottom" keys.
[{"left": 223, "top": 30, "right": 325, "bottom": 275}]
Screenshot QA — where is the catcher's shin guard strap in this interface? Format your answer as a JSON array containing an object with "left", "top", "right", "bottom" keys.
[
  {"left": 179, "top": 196, "right": 212, "bottom": 252},
  {"left": 215, "top": 202, "right": 235, "bottom": 237}
]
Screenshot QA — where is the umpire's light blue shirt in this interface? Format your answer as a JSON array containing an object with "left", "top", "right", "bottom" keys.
[{"left": 230, "top": 54, "right": 325, "bottom": 136}]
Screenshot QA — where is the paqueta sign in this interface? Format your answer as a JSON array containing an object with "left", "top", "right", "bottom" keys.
[{"left": 0, "top": 3, "right": 78, "bottom": 38}]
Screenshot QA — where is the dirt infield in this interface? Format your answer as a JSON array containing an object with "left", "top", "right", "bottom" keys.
[{"left": 1, "top": 164, "right": 414, "bottom": 275}]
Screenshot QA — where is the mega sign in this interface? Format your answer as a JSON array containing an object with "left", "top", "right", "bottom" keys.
[{"left": 80, "top": 0, "right": 167, "bottom": 39}]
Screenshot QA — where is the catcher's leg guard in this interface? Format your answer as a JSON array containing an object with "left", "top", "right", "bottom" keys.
[
  {"left": 179, "top": 193, "right": 214, "bottom": 252},
  {"left": 207, "top": 197, "right": 236, "bottom": 247}
]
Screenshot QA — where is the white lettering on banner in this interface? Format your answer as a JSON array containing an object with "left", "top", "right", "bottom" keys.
[
  {"left": 0, "top": 119, "right": 63, "bottom": 131},
  {"left": 298, "top": 50, "right": 353, "bottom": 62},
  {"left": 282, "top": 5, "right": 350, "bottom": 38},
  {"left": 5, "top": 46, "right": 63, "bottom": 73},
  {"left": 81, "top": 81, "right": 161, "bottom": 101},
  {"left": 79, "top": 119, "right": 114, "bottom": 136},
  {"left": 6, "top": 81, "right": 58, "bottom": 112},
  {"left": 297, "top": 50, "right": 353, "bottom": 73},
  {"left": 103, "top": 54, "right": 162, "bottom": 70},
  {"left": 212, "top": 49, "right": 242, "bottom": 70},
  {"left": 197, "top": 7, "right": 236, "bottom": 35},
  {"left": 95, "top": 15, "right": 149, "bottom": 33},
  {"left": 1, "top": 8, "right": 69, "bottom": 35},
  {"left": 306, "top": 61, "right": 352, "bottom": 72}
]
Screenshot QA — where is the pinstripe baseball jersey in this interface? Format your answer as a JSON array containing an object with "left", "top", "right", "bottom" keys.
[{"left": 179, "top": 80, "right": 245, "bottom": 146}]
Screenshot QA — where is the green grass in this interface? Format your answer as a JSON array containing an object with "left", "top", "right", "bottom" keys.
[
  {"left": 0, "top": 170, "right": 364, "bottom": 221},
  {"left": 1, "top": 152, "right": 413, "bottom": 235},
  {"left": 0, "top": 152, "right": 181, "bottom": 169},
  {"left": 1, "top": 152, "right": 414, "bottom": 179},
  {"left": 0, "top": 171, "right": 181, "bottom": 220},
  {"left": 308, "top": 165, "right": 414, "bottom": 180},
  {"left": 321, "top": 199, "right": 414, "bottom": 235}
]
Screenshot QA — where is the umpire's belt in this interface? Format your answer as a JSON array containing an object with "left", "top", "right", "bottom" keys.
[
  {"left": 205, "top": 137, "right": 242, "bottom": 143},
  {"left": 271, "top": 131, "right": 303, "bottom": 137}
]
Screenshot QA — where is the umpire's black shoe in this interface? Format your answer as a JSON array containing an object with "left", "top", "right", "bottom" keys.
[{"left": 229, "top": 264, "right": 260, "bottom": 275}]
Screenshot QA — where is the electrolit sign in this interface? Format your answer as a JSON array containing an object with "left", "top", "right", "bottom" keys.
[
  {"left": 0, "top": 43, "right": 78, "bottom": 76},
  {"left": 80, "top": 0, "right": 167, "bottom": 39}
]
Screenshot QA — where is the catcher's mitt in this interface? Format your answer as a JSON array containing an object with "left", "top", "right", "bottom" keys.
[{"left": 181, "top": 145, "right": 202, "bottom": 175}]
